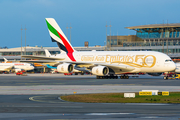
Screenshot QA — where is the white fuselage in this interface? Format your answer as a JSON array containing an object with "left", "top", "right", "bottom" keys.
[
  {"left": 0, "top": 63, "right": 34, "bottom": 71},
  {"left": 52, "top": 51, "right": 176, "bottom": 74}
]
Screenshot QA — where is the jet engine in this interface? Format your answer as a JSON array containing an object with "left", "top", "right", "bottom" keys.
[
  {"left": 147, "top": 73, "right": 162, "bottom": 76},
  {"left": 57, "top": 63, "right": 73, "bottom": 73},
  {"left": 175, "top": 64, "right": 180, "bottom": 73},
  {"left": 92, "top": 66, "right": 109, "bottom": 76}
]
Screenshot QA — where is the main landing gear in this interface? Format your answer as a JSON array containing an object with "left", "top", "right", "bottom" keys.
[
  {"left": 96, "top": 75, "right": 118, "bottom": 79},
  {"left": 96, "top": 75, "right": 129, "bottom": 79},
  {"left": 120, "top": 74, "right": 129, "bottom": 79}
]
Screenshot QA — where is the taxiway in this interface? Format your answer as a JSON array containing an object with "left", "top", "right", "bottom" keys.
[{"left": 0, "top": 74, "right": 179, "bottom": 120}]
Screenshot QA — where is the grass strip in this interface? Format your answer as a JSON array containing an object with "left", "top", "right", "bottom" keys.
[{"left": 61, "top": 92, "right": 180, "bottom": 103}]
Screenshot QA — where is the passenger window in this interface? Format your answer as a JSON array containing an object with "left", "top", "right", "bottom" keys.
[{"left": 165, "top": 59, "right": 172, "bottom": 62}]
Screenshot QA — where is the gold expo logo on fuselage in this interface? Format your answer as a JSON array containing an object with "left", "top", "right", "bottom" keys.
[{"left": 81, "top": 55, "right": 156, "bottom": 68}]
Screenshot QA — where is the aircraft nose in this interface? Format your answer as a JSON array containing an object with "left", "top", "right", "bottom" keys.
[
  {"left": 170, "top": 62, "right": 176, "bottom": 71},
  {"left": 31, "top": 66, "right": 35, "bottom": 70}
]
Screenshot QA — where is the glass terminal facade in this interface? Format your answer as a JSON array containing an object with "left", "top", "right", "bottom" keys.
[
  {"left": 125, "top": 23, "right": 180, "bottom": 42},
  {"left": 105, "top": 24, "right": 180, "bottom": 61},
  {"left": 136, "top": 28, "right": 180, "bottom": 39}
]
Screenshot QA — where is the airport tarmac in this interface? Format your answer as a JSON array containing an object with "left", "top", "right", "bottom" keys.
[{"left": 0, "top": 74, "right": 180, "bottom": 120}]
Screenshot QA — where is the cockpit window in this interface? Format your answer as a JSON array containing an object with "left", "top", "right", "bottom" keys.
[
  {"left": 29, "top": 63, "right": 34, "bottom": 66},
  {"left": 165, "top": 59, "right": 172, "bottom": 62}
]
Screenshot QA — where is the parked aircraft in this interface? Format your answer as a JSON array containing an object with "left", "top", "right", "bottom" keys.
[
  {"left": 0, "top": 58, "right": 34, "bottom": 73},
  {"left": 22, "top": 18, "right": 176, "bottom": 79}
]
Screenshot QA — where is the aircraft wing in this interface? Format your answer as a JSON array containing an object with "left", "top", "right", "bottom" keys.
[
  {"left": 20, "top": 59, "right": 135, "bottom": 72},
  {"left": 20, "top": 60, "right": 60, "bottom": 66},
  {"left": 20, "top": 60, "right": 59, "bottom": 63},
  {"left": 65, "top": 61, "right": 135, "bottom": 72},
  {"left": 3, "top": 66, "right": 14, "bottom": 71},
  {"left": 20, "top": 60, "right": 93, "bottom": 65},
  {"left": 22, "top": 55, "right": 65, "bottom": 60}
]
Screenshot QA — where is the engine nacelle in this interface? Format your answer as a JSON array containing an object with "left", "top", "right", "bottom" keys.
[
  {"left": 175, "top": 64, "right": 180, "bottom": 73},
  {"left": 175, "top": 69, "right": 180, "bottom": 73},
  {"left": 57, "top": 63, "right": 73, "bottom": 73},
  {"left": 92, "top": 66, "right": 109, "bottom": 76},
  {"left": 14, "top": 68, "right": 22, "bottom": 73},
  {"left": 147, "top": 73, "right": 162, "bottom": 76}
]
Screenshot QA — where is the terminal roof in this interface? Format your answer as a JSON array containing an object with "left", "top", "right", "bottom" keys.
[{"left": 126, "top": 23, "right": 180, "bottom": 29}]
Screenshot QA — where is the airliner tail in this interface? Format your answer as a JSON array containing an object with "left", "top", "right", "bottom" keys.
[
  {"left": 45, "top": 18, "right": 75, "bottom": 53},
  {"left": 44, "top": 49, "right": 51, "bottom": 57}
]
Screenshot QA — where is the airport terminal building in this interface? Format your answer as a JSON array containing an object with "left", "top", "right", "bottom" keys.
[{"left": 107, "top": 23, "right": 180, "bottom": 61}]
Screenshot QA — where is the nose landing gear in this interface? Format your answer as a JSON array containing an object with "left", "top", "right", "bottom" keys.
[{"left": 163, "top": 76, "right": 168, "bottom": 80}]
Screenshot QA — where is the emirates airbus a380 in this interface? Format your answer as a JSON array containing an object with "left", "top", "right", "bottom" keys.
[{"left": 22, "top": 18, "right": 176, "bottom": 79}]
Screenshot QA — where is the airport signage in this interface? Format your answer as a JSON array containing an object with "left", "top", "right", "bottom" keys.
[
  {"left": 162, "top": 91, "right": 169, "bottom": 96},
  {"left": 139, "top": 91, "right": 152, "bottom": 96},
  {"left": 124, "top": 93, "right": 135, "bottom": 98},
  {"left": 142, "top": 90, "right": 158, "bottom": 95}
]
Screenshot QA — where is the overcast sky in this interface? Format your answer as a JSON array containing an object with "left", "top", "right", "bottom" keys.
[{"left": 0, "top": 0, "right": 180, "bottom": 48}]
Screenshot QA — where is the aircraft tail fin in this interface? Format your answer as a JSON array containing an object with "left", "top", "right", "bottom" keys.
[
  {"left": 3, "top": 57, "right": 8, "bottom": 63},
  {"left": 44, "top": 49, "right": 51, "bottom": 57},
  {"left": 45, "top": 18, "right": 75, "bottom": 54}
]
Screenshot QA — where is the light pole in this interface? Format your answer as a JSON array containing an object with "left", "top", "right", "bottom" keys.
[
  {"left": 24, "top": 26, "right": 27, "bottom": 56},
  {"left": 166, "top": 20, "right": 168, "bottom": 55},
  {"left": 104, "top": 41, "right": 106, "bottom": 51},
  {"left": 70, "top": 24, "right": 72, "bottom": 44},
  {"left": 66, "top": 24, "right": 69, "bottom": 40},
  {"left": 109, "top": 22, "right": 112, "bottom": 51},
  {"left": 20, "top": 26, "right": 23, "bottom": 60},
  {"left": 105, "top": 23, "right": 108, "bottom": 51}
]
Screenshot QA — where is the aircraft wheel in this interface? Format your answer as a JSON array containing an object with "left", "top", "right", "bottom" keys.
[{"left": 163, "top": 76, "right": 168, "bottom": 80}]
